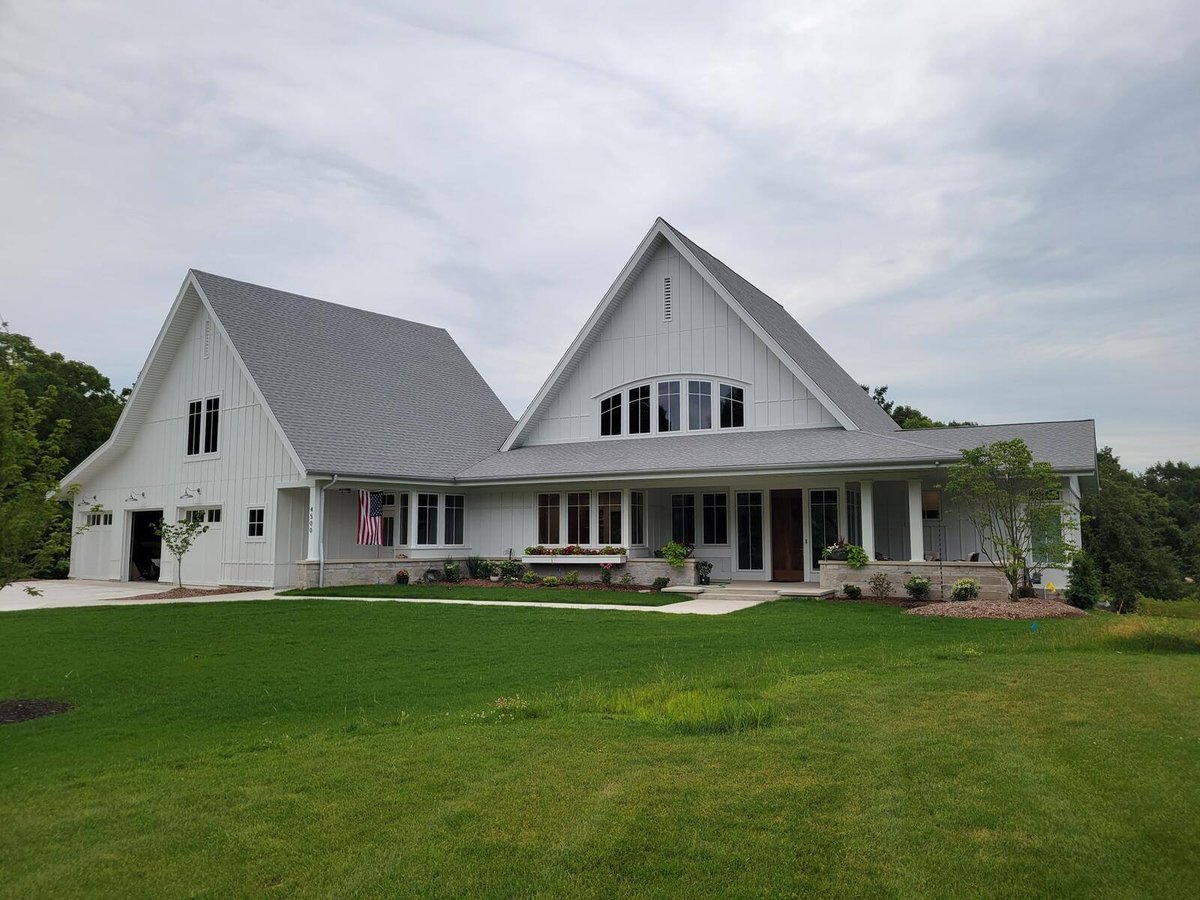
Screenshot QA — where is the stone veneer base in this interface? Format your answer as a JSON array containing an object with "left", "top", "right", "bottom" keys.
[{"left": 820, "top": 560, "right": 1015, "bottom": 602}]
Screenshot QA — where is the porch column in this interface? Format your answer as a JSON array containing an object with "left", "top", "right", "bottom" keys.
[
  {"left": 306, "top": 483, "right": 322, "bottom": 561},
  {"left": 860, "top": 480, "right": 876, "bottom": 561},
  {"left": 907, "top": 479, "right": 925, "bottom": 561},
  {"left": 837, "top": 481, "right": 848, "bottom": 539},
  {"left": 620, "top": 488, "right": 632, "bottom": 548}
]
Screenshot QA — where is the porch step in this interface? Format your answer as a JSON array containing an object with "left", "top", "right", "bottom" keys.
[{"left": 775, "top": 586, "right": 836, "bottom": 599}]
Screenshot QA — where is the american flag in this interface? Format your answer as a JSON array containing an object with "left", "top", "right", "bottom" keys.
[{"left": 356, "top": 490, "right": 385, "bottom": 545}]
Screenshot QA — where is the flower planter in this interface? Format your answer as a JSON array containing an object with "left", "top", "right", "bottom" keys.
[{"left": 522, "top": 555, "right": 627, "bottom": 565}]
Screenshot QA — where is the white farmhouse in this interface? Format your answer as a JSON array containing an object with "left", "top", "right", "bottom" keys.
[{"left": 63, "top": 219, "right": 1096, "bottom": 598}]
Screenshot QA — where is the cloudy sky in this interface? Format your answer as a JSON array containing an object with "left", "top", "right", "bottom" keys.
[{"left": 3, "top": 1, "right": 1197, "bottom": 468}]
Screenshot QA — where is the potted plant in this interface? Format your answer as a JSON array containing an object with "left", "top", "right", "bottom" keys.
[
  {"left": 488, "top": 562, "right": 500, "bottom": 582},
  {"left": 821, "top": 537, "right": 850, "bottom": 561},
  {"left": 695, "top": 559, "right": 713, "bottom": 585}
]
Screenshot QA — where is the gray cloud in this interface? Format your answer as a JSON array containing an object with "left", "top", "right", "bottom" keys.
[{"left": 1, "top": 0, "right": 1196, "bottom": 469}]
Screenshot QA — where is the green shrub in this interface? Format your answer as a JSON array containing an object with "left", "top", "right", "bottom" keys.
[
  {"left": 904, "top": 576, "right": 932, "bottom": 601},
  {"left": 619, "top": 572, "right": 634, "bottom": 585},
  {"left": 951, "top": 578, "right": 980, "bottom": 602},
  {"left": 1109, "top": 564, "right": 1139, "bottom": 614},
  {"left": 520, "top": 570, "right": 540, "bottom": 585},
  {"left": 466, "top": 557, "right": 493, "bottom": 579},
  {"left": 541, "top": 575, "right": 559, "bottom": 588},
  {"left": 497, "top": 558, "right": 524, "bottom": 581},
  {"left": 1065, "top": 552, "right": 1101, "bottom": 609},
  {"left": 695, "top": 559, "right": 714, "bottom": 584},
  {"left": 846, "top": 545, "right": 870, "bottom": 569},
  {"left": 442, "top": 561, "right": 462, "bottom": 583},
  {"left": 868, "top": 572, "right": 893, "bottom": 599},
  {"left": 842, "top": 583, "right": 862, "bottom": 600},
  {"left": 395, "top": 569, "right": 410, "bottom": 585},
  {"left": 660, "top": 541, "right": 691, "bottom": 568},
  {"left": 563, "top": 570, "right": 580, "bottom": 586},
  {"left": 599, "top": 564, "right": 613, "bottom": 585},
  {"left": 652, "top": 576, "right": 670, "bottom": 591}
]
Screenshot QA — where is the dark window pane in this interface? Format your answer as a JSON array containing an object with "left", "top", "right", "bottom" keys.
[
  {"left": 381, "top": 516, "right": 394, "bottom": 546},
  {"left": 397, "top": 495, "right": 410, "bottom": 545},
  {"left": 600, "top": 393, "right": 622, "bottom": 436},
  {"left": 657, "top": 381, "right": 680, "bottom": 432},
  {"left": 810, "top": 490, "right": 840, "bottom": 568},
  {"left": 203, "top": 397, "right": 220, "bottom": 453},
  {"left": 736, "top": 492, "right": 763, "bottom": 570},
  {"left": 720, "top": 384, "right": 744, "bottom": 428},
  {"left": 628, "top": 385, "right": 651, "bottom": 434},
  {"left": 537, "top": 493, "right": 560, "bottom": 544},
  {"left": 417, "top": 493, "right": 438, "bottom": 545},
  {"left": 671, "top": 494, "right": 695, "bottom": 545},
  {"left": 630, "top": 491, "right": 645, "bottom": 545},
  {"left": 568, "top": 492, "right": 590, "bottom": 544},
  {"left": 186, "top": 400, "right": 202, "bottom": 455},
  {"left": 598, "top": 491, "right": 622, "bottom": 545},
  {"left": 702, "top": 493, "right": 728, "bottom": 544},
  {"left": 688, "top": 381, "right": 711, "bottom": 430},
  {"left": 445, "top": 495, "right": 465, "bottom": 545}
]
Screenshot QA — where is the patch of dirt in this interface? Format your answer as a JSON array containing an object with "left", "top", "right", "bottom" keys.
[
  {"left": 906, "top": 598, "right": 1086, "bottom": 619},
  {"left": 0, "top": 699, "right": 73, "bottom": 724},
  {"left": 111, "top": 586, "right": 260, "bottom": 602}
]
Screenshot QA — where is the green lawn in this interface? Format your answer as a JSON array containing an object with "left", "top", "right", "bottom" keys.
[
  {"left": 1, "top": 599, "right": 1198, "bottom": 898},
  {"left": 279, "top": 583, "right": 680, "bottom": 606}
]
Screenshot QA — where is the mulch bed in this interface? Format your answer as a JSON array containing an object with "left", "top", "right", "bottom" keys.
[
  {"left": 112, "top": 586, "right": 260, "bottom": 602},
  {"left": 906, "top": 598, "right": 1086, "bottom": 619},
  {"left": 0, "top": 699, "right": 73, "bottom": 725},
  {"left": 443, "top": 578, "right": 649, "bottom": 592}
]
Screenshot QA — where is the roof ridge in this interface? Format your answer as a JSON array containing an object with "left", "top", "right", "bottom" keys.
[{"left": 910, "top": 418, "right": 1097, "bottom": 432}]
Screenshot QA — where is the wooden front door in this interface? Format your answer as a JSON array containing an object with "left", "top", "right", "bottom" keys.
[{"left": 770, "top": 489, "right": 806, "bottom": 581}]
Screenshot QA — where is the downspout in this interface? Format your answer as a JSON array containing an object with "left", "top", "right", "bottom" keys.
[{"left": 318, "top": 474, "right": 341, "bottom": 589}]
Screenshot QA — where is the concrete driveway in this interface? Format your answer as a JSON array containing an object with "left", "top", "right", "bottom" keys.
[{"left": 0, "top": 580, "right": 276, "bottom": 613}]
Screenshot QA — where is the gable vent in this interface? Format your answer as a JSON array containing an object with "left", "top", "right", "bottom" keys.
[
  {"left": 663, "top": 277, "right": 672, "bottom": 321},
  {"left": 202, "top": 318, "right": 212, "bottom": 359}
]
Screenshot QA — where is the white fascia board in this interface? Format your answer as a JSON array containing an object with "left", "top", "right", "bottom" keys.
[
  {"left": 659, "top": 223, "right": 857, "bottom": 431},
  {"left": 500, "top": 219, "right": 665, "bottom": 452},
  {"left": 188, "top": 271, "right": 308, "bottom": 480},
  {"left": 57, "top": 272, "right": 198, "bottom": 494}
]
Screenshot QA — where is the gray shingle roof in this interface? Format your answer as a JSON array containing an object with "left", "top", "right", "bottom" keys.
[
  {"left": 458, "top": 420, "right": 1097, "bottom": 481},
  {"left": 662, "top": 220, "right": 900, "bottom": 434},
  {"left": 193, "top": 270, "right": 515, "bottom": 481}
]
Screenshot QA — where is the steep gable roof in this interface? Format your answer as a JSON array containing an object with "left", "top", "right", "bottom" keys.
[
  {"left": 192, "top": 271, "right": 515, "bottom": 481},
  {"left": 502, "top": 217, "right": 896, "bottom": 449},
  {"left": 662, "top": 221, "right": 900, "bottom": 434}
]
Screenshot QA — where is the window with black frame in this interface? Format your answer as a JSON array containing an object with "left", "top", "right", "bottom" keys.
[
  {"left": 671, "top": 494, "right": 695, "bottom": 545},
  {"left": 600, "top": 393, "right": 622, "bottom": 436},
  {"left": 702, "top": 493, "right": 728, "bottom": 544},
  {"left": 628, "top": 385, "right": 651, "bottom": 434}
]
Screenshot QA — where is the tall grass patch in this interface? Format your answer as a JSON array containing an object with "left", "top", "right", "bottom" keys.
[{"left": 597, "top": 679, "right": 778, "bottom": 734}]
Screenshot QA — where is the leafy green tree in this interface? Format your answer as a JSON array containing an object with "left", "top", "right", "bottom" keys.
[
  {"left": 1081, "top": 448, "right": 1182, "bottom": 599},
  {"left": 861, "top": 385, "right": 977, "bottom": 429},
  {"left": 946, "top": 438, "right": 1075, "bottom": 600},
  {"left": 154, "top": 518, "right": 209, "bottom": 588},
  {"left": 0, "top": 364, "right": 71, "bottom": 593},
  {"left": 1064, "top": 552, "right": 1102, "bottom": 609}
]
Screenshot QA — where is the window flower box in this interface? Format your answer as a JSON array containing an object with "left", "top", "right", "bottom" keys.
[{"left": 522, "top": 554, "right": 627, "bottom": 565}]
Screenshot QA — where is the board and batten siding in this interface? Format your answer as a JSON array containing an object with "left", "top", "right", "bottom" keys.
[
  {"left": 521, "top": 242, "right": 838, "bottom": 446},
  {"left": 68, "top": 303, "right": 303, "bottom": 586}
]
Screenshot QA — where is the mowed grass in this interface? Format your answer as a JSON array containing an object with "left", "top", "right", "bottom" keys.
[
  {"left": 1, "top": 599, "right": 1198, "bottom": 899},
  {"left": 279, "top": 583, "right": 679, "bottom": 606}
]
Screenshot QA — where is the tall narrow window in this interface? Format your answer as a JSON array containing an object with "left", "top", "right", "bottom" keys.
[
  {"left": 663, "top": 276, "right": 672, "bottom": 320},
  {"left": 537, "top": 493, "right": 561, "bottom": 545},
  {"left": 381, "top": 515, "right": 395, "bottom": 546},
  {"left": 671, "top": 494, "right": 696, "bottom": 545},
  {"left": 567, "top": 492, "right": 590, "bottom": 544},
  {"left": 247, "top": 507, "right": 265, "bottom": 538},
  {"left": 630, "top": 491, "right": 645, "bottom": 545},
  {"left": 203, "top": 397, "right": 220, "bottom": 453},
  {"left": 396, "top": 494, "right": 410, "bottom": 545},
  {"left": 186, "top": 400, "right": 202, "bottom": 456},
  {"left": 688, "top": 380, "right": 712, "bottom": 430},
  {"left": 629, "top": 385, "right": 651, "bottom": 434},
  {"left": 719, "top": 384, "right": 745, "bottom": 429},
  {"left": 736, "top": 492, "right": 764, "bottom": 570},
  {"left": 598, "top": 491, "right": 622, "bottom": 545},
  {"left": 444, "top": 495, "right": 465, "bottom": 545},
  {"left": 846, "top": 487, "right": 862, "bottom": 547},
  {"left": 600, "top": 393, "right": 622, "bottom": 436},
  {"left": 702, "top": 493, "right": 728, "bottom": 545},
  {"left": 417, "top": 493, "right": 438, "bottom": 545},
  {"left": 657, "top": 380, "right": 680, "bottom": 432}
]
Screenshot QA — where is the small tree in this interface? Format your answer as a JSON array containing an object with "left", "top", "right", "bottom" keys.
[
  {"left": 154, "top": 517, "right": 209, "bottom": 588},
  {"left": 946, "top": 438, "right": 1076, "bottom": 601},
  {"left": 1064, "top": 551, "right": 1102, "bottom": 609}
]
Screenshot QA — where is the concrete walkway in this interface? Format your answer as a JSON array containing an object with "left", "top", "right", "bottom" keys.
[{"left": 1, "top": 580, "right": 775, "bottom": 616}]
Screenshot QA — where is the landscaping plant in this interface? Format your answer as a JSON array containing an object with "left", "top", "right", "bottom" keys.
[
  {"left": 563, "top": 570, "right": 580, "bottom": 586},
  {"left": 660, "top": 541, "right": 692, "bottom": 568},
  {"left": 599, "top": 563, "right": 614, "bottom": 585},
  {"left": 466, "top": 557, "right": 493, "bottom": 579},
  {"left": 1064, "top": 552, "right": 1102, "bottom": 609},
  {"left": 395, "top": 569, "right": 410, "bottom": 585},
  {"left": 541, "top": 576, "right": 559, "bottom": 588},
  {"left": 442, "top": 561, "right": 462, "bottom": 583},
  {"left": 950, "top": 578, "right": 980, "bottom": 602},
  {"left": 153, "top": 517, "right": 210, "bottom": 589},
  {"left": 946, "top": 438, "right": 1076, "bottom": 600},
  {"left": 867, "top": 572, "right": 893, "bottom": 599},
  {"left": 497, "top": 558, "right": 524, "bottom": 581},
  {"left": 842, "top": 583, "right": 862, "bottom": 600},
  {"left": 904, "top": 576, "right": 932, "bottom": 601},
  {"left": 520, "top": 570, "right": 540, "bottom": 585},
  {"left": 652, "top": 576, "right": 671, "bottom": 591}
]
